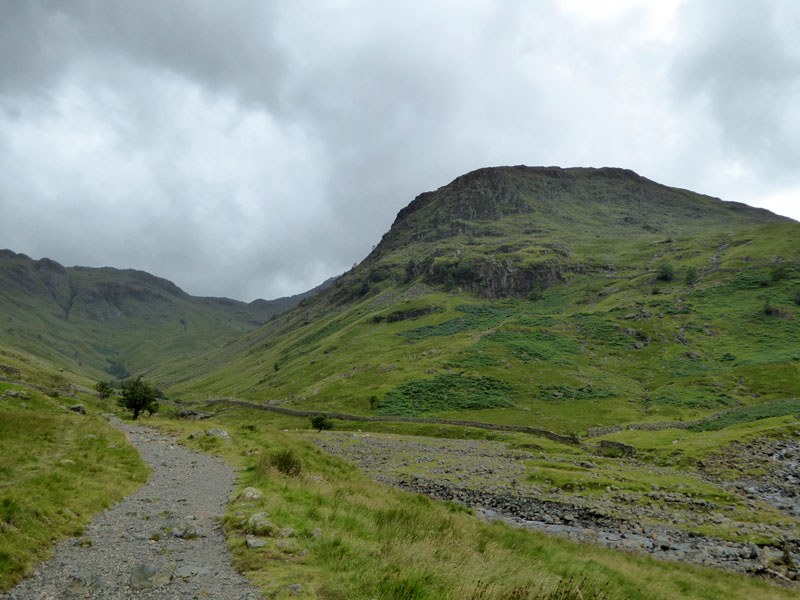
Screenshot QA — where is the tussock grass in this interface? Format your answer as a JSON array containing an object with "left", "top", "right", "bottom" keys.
[{"left": 0, "top": 388, "right": 148, "bottom": 590}]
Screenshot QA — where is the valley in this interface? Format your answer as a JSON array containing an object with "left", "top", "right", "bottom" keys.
[{"left": 2, "top": 166, "right": 800, "bottom": 599}]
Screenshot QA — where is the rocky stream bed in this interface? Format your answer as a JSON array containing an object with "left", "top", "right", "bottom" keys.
[{"left": 310, "top": 431, "right": 800, "bottom": 586}]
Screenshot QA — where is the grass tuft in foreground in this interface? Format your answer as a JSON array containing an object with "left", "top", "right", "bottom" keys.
[{"left": 0, "top": 385, "right": 148, "bottom": 591}]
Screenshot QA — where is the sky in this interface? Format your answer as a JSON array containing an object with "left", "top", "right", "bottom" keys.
[{"left": 1, "top": 0, "right": 798, "bottom": 302}]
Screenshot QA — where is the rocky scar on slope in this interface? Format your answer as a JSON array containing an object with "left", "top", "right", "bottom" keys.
[
  {"left": 310, "top": 431, "right": 800, "bottom": 585},
  {"left": 2, "top": 417, "right": 261, "bottom": 600},
  {"left": 698, "top": 438, "right": 800, "bottom": 519}
]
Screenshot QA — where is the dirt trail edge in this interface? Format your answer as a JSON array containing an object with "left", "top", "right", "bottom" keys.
[{"left": 2, "top": 416, "right": 261, "bottom": 600}]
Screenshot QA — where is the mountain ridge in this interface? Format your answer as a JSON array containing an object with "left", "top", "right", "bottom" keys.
[
  {"left": 0, "top": 250, "right": 334, "bottom": 379},
  {"left": 372, "top": 166, "right": 789, "bottom": 261}
]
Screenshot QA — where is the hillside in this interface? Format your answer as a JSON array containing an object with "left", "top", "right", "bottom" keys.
[
  {"left": 3, "top": 165, "right": 800, "bottom": 597},
  {"left": 163, "top": 166, "right": 799, "bottom": 434},
  {"left": 0, "top": 251, "right": 332, "bottom": 381}
]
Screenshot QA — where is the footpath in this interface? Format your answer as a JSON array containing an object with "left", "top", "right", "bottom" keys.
[{"left": 2, "top": 417, "right": 261, "bottom": 600}]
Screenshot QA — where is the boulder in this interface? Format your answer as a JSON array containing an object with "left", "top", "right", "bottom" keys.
[
  {"left": 206, "top": 428, "right": 230, "bottom": 438},
  {"left": 67, "top": 404, "right": 86, "bottom": 415},
  {"left": 285, "top": 583, "right": 304, "bottom": 596},
  {"left": 174, "top": 565, "right": 210, "bottom": 578},
  {"left": 238, "top": 487, "right": 262, "bottom": 502},
  {"left": 246, "top": 535, "right": 267, "bottom": 548},
  {"left": 63, "top": 571, "right": 103, "bottom": 599},
  {"left": 129, "top": 564, "right": 172, "bottom": 589},
  {"left": 246, "top": 512, "right": 277, "bottom": 536}
]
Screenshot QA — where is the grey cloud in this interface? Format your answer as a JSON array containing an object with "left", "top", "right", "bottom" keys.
[
  {"left": 671, "top": 0, "right": 800, "bottom": 177},
  {"left": 1, "top": 1, "right": 286, "bottom": 108},
  {"left": 1, "top": 1, "right": 799, "bottom": 301}
]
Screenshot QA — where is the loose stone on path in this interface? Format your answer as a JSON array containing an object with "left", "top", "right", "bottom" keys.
[{"left": 2, "top": 417, "right": 261, "bottom": 600}]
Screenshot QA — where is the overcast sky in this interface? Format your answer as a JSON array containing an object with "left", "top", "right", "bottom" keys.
[{"left": 1, "top": 1, "right": 798, "bottom": 301}]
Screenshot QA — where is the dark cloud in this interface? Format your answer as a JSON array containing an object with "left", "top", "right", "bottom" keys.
[{"left": 1, "top": 1, "right": 798, "bottom": 301}]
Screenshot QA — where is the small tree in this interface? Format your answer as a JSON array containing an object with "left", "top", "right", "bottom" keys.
[
  {"left": 95, "top": 380, "right": 114, "bottom": 399},
  {"left": 118, "top": 377, "right": 159, "bottom": 420},
  {"left": 310, "top": 415, "right": 333, "bottom": 432},
  {"left": 685, "top": 266, "right": 698, "bottom": 285},
  {"left": 656, "top": 263, "right": 675, "bottom": 282}
]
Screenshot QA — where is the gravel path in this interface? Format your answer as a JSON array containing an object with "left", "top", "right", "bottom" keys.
[{"left": 2, "top": 417, "right": 261, "bottom": 600}]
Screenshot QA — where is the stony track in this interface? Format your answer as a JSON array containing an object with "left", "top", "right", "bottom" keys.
[{"left": 2, "top": 417, "right": 260, "bottom": 600}]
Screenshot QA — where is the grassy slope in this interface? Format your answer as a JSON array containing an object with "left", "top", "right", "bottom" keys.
[
  {"left": 0, "top": 349, "right": 149, "bottom": 590},
  {"left": 164, "top": 222, "right": 800, "bottom": 436},
  {"left": 0, "top": 252, "right": 286, "bottom": 380}
]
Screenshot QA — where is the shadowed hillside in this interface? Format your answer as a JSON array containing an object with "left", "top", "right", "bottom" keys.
[{"left": 0, "top": 251, "right": 333, "bottom": 380}]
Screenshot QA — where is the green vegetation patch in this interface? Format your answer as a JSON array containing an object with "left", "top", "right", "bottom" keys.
[
  {"left": 483, "top": 330, "right": 580, "bottom": 362},
  {"left": 574, "top": 315, "right": 632, "bottom": 348},
  {"left": 379, "top": 374, "right": 513, "bottom": 416},
  {"left": 689, "top": 399, "right": 800, "bottom": 432},
  {"left": 446, "top": 350, "right": 502, "bottom": 368},
  {"left": 400, "top": 304, "right": 515, "bottom": 341},
  {"left": 645, "top": 383, "right": 736, "bottom": 410}
]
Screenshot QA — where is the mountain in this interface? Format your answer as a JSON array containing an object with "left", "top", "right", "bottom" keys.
[
  {"left": 0, "top": 251, "right": 333, "bottom": 380},
  {"left": 3, "top": 166, "right": 800, "bottom": 596},
  {"left": 162, "top": 166, "right": 799, "bottom": 434}
]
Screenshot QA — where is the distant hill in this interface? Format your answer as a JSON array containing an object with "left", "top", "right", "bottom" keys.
[
  {"left": 0, "top": 250, "right": 333, "bottom": 379},
  {"left": 162, "top": 166, "right": 800, "bottom": 434}
]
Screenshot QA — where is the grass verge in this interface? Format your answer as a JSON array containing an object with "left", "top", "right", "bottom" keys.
[{"left": 0, "top": 385, "right": 149, "bottom": 591}]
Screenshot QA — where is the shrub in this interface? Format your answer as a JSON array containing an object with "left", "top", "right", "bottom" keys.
[
  {"left": 269, "top": 449, "right": 302, "bottom": 477},
  {"left": 404, "top": 259, "right": 417, "bottom": 282},
  {"left": 685, "top": 265, "right": 698, "bottom": 285},
  {"left": 367, "top": 266, "right": 391, "bottom": 283},
  {"left": 310, "top": 415, "right": 333, "bottom": 432},
  {"left": 770, "top": 263, "right": 789, "bottom": 281},
  {"left": 527, "top": 281, "right": 545, "bottom": 301},
  {"left": 656, "top": 263, "right": 675, "bottom": 281},
  {"left": 95, "top": 380, "right": 114, "bottom": 399}
]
